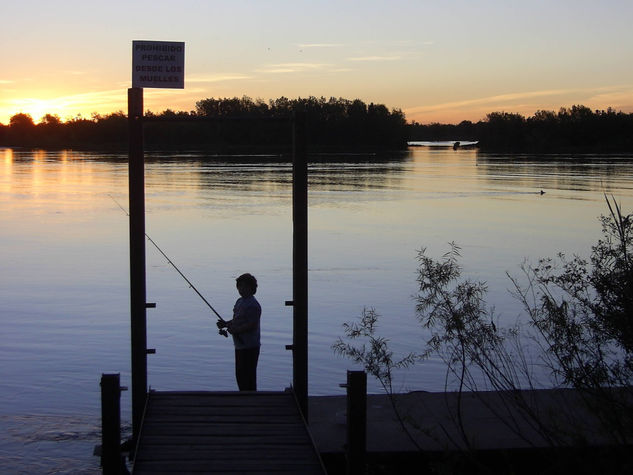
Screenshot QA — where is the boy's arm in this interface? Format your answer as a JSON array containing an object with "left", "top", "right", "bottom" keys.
[
  {"left": 227, "top": 304, "right": 260, "bottom": 334},
  {"left": 227, "top": 318, "right": 257, "bottom": 334}
]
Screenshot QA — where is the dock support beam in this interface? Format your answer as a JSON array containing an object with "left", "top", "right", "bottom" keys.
[
  {"left": 100, "top": 373, "right": 124, "bottom": 474},
  {"left": 292, "top": 111, "right": 309, "bottom": 419},
  {"left": 345, "top": 370, "right": 367, "bottom": 475},
  {"left": 128, "top": 87, "right": 147, "bottom": 441}
]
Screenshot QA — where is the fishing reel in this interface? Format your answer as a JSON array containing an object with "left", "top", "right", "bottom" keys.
[{"left": 216, "top": 319, "right": 229, "bottom": 338}]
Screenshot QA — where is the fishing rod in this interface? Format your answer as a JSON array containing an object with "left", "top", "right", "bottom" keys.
[{"left": 109, "top": 194, "right": 229, "bottom": 337}]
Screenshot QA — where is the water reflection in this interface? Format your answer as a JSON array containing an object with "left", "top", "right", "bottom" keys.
[
  {"left": 476, "top": 154, "right": 633, "bottom": 194},
  {"left": 4, "top": 149, "right": 414, "bottom": 195},
  {"left": 138, "top": 151, "right": 414, "bottom": 200},
  {"left": 3, "top": 147, "right": 13, "bottom": 164},
  {"left": 3, "top": 146, "right": 633, "bottom": 473},
  {"left": 5, "top": 147, "right": 633, "bottom": 200}
]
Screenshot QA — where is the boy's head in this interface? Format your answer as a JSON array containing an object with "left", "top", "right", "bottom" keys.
[{"left": 236, "top": 273, "right": 257, "bottom": 296}]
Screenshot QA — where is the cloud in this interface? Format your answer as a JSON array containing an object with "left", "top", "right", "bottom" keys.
[
  {"left": 61, "top": 70, "right": 88, "bottom": 76},
  {"left": 404, "top": 85, "right": 633, "bottom": 123},
  {"left": 62, "top": 89, "right": 127, "bottom": 108},
  {"left": 3, "top": 89, "right": 129, "bottom": 121},
  {"left": 8, "top": 89, "right": 123, "bottom": 109},
  {"left": 405, "top": 89, "right": 581, "bottom": 116},
  {"left": 255, "top": 63, "right": 332, "bottom": 73},
  {"left": 407, "top": 86, "right": 633, "bottom": 116},
  {"left": 0, "top": 79, "right": 14, "bottom": 84},
  {"left": 347, "top": 55, "right": 402, "bottom": 62},
  {"left": 187, "top": 74, "right": 251, "bottom": 83},
  {"left": 584, "top": 86, "right": 633, "bottom": 109},
  {"left": 297, "top": 43, "right": 343, "bottom": 48}
]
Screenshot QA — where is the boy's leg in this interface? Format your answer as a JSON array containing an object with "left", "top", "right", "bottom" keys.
[{"left": 235, "top": 347, "right": 260, "bottom": 391}]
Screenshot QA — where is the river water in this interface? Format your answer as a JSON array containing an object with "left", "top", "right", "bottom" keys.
[{"left": 2, "top": 147, "right": 633, "bottom": 472}]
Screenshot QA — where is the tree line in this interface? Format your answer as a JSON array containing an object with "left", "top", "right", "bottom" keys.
[
  {"left": 0, "top": 96, "right": 408, "bottom": 152},
  {"left": 2, "top": 100, "right": 632, "bottom": 152},
  {"left": 409, "top": 105, "right": 633, "bottom": 152}
]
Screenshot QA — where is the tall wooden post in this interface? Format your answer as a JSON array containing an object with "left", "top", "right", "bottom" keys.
[
  {"left": 100, "top": 373, "right": 123, "bottom": 474},
  {"left": 345, "top": 371, "right": 367, "bottom": 475},
  {"left": 292, "top": 111, "right": 309, "bottom": 419},
  {"left": 128, "top": 87, "right": 147, "bottom": 441}
]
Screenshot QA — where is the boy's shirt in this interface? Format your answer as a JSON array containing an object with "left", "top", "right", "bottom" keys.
[{"left": 231, "top": 295, "right": 261, "bottom": 349}]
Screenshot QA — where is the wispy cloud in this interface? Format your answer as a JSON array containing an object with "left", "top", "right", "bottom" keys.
[
  {"left": 61, "top": 70, "right": 88, "bottom": 76},
  {"left": 0, "top": 79, "right": 14, "bottom": 84},
  {"left": 255, "top": 63, "right": 332, "bottom": 73},
  {"left": 405, "top": 89, "right": 583, "bottom": 115},
  {"left": 297, "top": 43, "right": 343, "bottom": 48},
  {"left": 6, "top": 89, "right": 127, "bottom": 117},
  {"left": 61, "top": 89, "right": 127, "bottom": 108},
  {"left": 347, "top": 55, "right": 403, "bottom": 62},
  {"left": 187, "top": 74, "right": 251, "bottom": 83},
  {"left": 585, "top": 86, "right": 633, "bottom": 108},
  {"left": 404, "top": 85, "right": 633, "bottom": 121},
  {"left": 2, "top": 87, "right": 207, "bottom": 121}
]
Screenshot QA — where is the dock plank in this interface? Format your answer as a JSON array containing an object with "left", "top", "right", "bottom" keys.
[
  {"left": 141, "top": 423, "right": 309, "bottom": 436},
  {"left": 132, "top": 390, "right": 325, "bottom": 474}
]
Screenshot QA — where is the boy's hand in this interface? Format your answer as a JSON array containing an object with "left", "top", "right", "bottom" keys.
[{"left": 216, "top": 320, "right": 227, "bottom": 329}]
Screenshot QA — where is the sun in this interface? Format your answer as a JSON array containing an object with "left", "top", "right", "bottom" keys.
[
  {"left": 1, "top": 88, "right": 132, "bottom": 125},
  {"left": 1, "top": 93, "right": 94, "bottom": 125},
  {"left": 13, "top": 98, "right": 68, "bottom": 123}
]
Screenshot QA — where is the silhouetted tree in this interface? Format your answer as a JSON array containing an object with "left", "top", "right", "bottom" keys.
[
  {"left": 9, "top": 113, "right": 35, "bottom": 128},
  {"left": 4, "top": 101, "right": 633, "bottom": 152},
  {"left": 192, "top": 95, "right": 408, "bottom": 151},
  {"left": 7, "top": 113, "right": 36, "bottom": 146},
  {"left": 409, "top": 105, "right": 633, "bottom": 152},
  {"left": 35, "top": 114, "right": 64, "bottom": 148}
]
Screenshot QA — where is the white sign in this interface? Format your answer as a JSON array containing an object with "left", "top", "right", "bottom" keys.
[{"left": 132, "top": 40, "right": 185, "bottom": 89}]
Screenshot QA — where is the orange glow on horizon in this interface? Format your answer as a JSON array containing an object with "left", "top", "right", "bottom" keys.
[
  {"left": 2, "top": 86, "right": 633, "bottom": 127},
  {"left": 3, "top": 98, "right": 70, "bottom": 124},
  {"left": 0, "top": 89, "right": 132, "bottom": 125}
]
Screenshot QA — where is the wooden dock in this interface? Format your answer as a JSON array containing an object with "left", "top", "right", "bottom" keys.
[{"left": 132, "top": 390, "right": 326, "bottom": 474}]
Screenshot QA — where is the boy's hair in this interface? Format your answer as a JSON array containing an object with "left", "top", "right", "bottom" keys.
[{"left": 236, "top": 273, "right": 257, "bottom": 294}]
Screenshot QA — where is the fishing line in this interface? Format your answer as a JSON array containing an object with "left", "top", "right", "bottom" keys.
[{"left": 109, "top": 194, "right": 229, "bottom": 332}]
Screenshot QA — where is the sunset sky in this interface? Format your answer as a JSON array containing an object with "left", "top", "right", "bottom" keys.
[{"left": 2, "top": 0, "right": 632, "bottom": 125}]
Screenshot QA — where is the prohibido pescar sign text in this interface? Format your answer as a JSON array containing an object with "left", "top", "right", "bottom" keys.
[{"left": 132, "top": 40, "right": 185, "bottom": 89}]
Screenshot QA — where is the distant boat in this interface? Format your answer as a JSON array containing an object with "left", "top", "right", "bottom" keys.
[{"left": 408, "top": 140, "right": 479, "bottom": 148}]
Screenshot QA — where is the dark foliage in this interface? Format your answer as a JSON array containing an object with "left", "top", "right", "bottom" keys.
[
  {"left": 408, "top": 105, "right": 633, "bottom": 152},
  {"left": 0, "top": 96, "right": 409, "bottom": 152},
  {"left": 5, "top": 100, "right": 631, "bottom": 153},
  {"left": 334, "top": 200, "right": 633, "bottom": 466},
  {"left": 0, "top": 112, "right": 128, "bottom": 150}
]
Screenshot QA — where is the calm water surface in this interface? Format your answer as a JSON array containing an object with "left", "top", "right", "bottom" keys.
[{"left": 2, "top": 147, "right": 633, "bottom": 472}]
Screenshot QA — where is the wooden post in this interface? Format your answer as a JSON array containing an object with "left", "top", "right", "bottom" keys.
[
  {"left": 292, "top": 111, "right": 309, "bottom": 419},
  {"left": 100, "top": 373, "right": 123, "bottom": 474},
  {"left": 128, "top": 87, "right": 147, "bottom": 441},
  {"left": 346, "top": 370, "right": 367, "bottom": 475}
]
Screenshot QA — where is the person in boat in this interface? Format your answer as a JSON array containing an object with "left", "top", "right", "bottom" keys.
[{"left": 217, "top": 273, "right": 261, "bottom": 391}]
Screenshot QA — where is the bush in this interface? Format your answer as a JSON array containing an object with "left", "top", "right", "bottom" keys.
[{"left": 334, "top": 196, "right": 633, "bottom": 450}]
